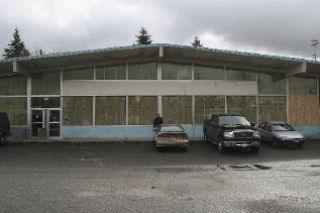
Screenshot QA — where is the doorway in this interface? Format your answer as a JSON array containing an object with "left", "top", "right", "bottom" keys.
[{"left": 31, "top": 109, "right": 61, "bottom": 138}]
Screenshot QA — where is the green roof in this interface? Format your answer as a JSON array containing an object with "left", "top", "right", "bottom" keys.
[{"left": 0, "top": 43, "right": 319, "bottom": 64}]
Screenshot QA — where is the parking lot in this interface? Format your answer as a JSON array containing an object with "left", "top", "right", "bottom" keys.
[{"left": 0, "top": 141, "right": 320, "bottom": 212}]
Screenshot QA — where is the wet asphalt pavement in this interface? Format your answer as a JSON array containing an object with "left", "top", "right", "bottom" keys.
[{"left": 0, "top": 141, "right": 320, "bottom": 213}]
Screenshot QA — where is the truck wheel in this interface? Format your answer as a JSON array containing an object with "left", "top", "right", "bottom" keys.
[
  {"left": 217, "top": 138, "right": 226, "bottom": 153},
  {"left": 252, "top": 147, "right": 260, "bottom": 154}
]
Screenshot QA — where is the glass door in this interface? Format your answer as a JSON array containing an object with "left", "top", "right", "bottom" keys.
[
  {"left": 47, "top": 110, "right": 60, "bottom": 137},
  {"left": 31, "top": 109, "right": 61, "bottom": 138},
  {"left": 32, "top": 109, "right": 45, "bottom": 137}
]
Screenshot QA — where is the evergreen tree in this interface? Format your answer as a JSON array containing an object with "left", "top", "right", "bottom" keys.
[
  {"left": 135, "top": 27, "right": 152, "bottom": 45},
  {"left": 3, "top": 28, "right": 30, "bottom": 58},
  {"left": 191, "top": 36, "right": 203, "bottom": 47}
]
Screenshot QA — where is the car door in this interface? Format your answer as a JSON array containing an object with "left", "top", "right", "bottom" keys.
[
  {"left": 258, "top": 123, "right": 268, "bottom": 141},
  {"left": 264, "top": 123, "right": 273, "bottom": 142}
]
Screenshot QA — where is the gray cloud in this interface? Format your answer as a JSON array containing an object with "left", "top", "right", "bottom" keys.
[{"left": 0, "top": 0, "right": 319, "bottom": 58}]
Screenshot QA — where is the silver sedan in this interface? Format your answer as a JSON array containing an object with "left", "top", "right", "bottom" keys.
[
  {"left": 257, "top": 121, "right": 305, "bottom": 148},
  {"left": 154, "top": 125, "right": 189, "bottom": 151}
]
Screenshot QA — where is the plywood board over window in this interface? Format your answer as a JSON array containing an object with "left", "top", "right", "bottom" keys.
[
  {"left": 96, "top": 97, "right": 126, "bottom": 125},
  {"left": 0, "top": 98, "right": 27, "bottom": 125},
  {"left": 128, "top": 96, "right": 157, "bottom": 125},
  {"left": 162, "top": 96, "right": 192, "bottom": 124},
  {"left": 128, "top": 63, "right": 157, "bottom": 80},
  {"left": 289, "top": 77, "right": 319, "bottom": 125},
  {"left": 194, "top": 65, "right": 224, "bottom": 80},
  {"left": 258, "top": 96, "right": 286, "bottom": 123},
  {"left": 0, "top": 75, "right": 27, "bottom": 95},
  {"left": 227, "top": 96, "right": 257, "bottom": 123},
  {"left": 194, "top": 96, "right": 225, "bottom": 124},
  {"left": 289, "top": 95, "right": 319, "bottom": 125},
  {"left": 32, "top": 71, "right": 60, "bottom": 95},
  {"left": 63, "top": 97, "right": 93, "bottom": 125}
]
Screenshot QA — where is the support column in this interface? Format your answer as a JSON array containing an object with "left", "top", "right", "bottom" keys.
[
  {"left": 27, "top": 74, "right": 31, "bottom": 138},
  {"left": 286, "top": 78, "right": 290, "bottom": 123},
  {"left": 60, "top": 70, "right": 63, "bottom": 139}
]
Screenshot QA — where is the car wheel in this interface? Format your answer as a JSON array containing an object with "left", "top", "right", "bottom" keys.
[{"left": 217, "top": 138, "right": 226, "bottom": 153}]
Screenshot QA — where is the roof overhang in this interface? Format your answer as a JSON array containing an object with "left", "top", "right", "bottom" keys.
[{"left": 0, "top": 43, "right": 319, "bottom": 77}]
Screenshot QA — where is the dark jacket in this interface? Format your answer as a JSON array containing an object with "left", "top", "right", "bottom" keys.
[{"left": 153, "top": 117, "right": 163, "bottom": 128}]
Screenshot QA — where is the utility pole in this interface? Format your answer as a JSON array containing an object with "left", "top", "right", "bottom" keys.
[{"left": 311, "top": 39, "right": 319, "bottom": 62}]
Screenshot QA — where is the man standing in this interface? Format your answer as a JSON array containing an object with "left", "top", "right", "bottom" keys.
[{"left": 153, "top": 114, "right": 163, "bottom": 129}]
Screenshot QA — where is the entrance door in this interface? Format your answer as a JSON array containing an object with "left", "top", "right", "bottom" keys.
[{"left": 31, "top": 109, "right": 61, "bottom": 138}]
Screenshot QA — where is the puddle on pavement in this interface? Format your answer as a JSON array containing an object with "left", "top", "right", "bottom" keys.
[
  {"left": 228, "top": 164, "right": 272, "bottom": 171},
  {"left": 310, "top": 164, "right": 320, "bottom": 168},
  {"left": 253, "top": 164, "right": 272, "bottom": 170}
]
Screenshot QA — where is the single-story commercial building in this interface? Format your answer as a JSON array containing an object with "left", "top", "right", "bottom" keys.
[{"left": 0, "top": 43, "right": 319, "bottom": 140}]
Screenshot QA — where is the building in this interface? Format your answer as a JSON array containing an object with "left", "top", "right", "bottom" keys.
[{"left": 0, "top": 43, "right": 319, "bottom": 140}]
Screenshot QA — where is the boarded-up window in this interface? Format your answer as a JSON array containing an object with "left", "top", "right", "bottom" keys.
[
  {"left": 32, "top": 71, "right": 60, "bottom": 95},
  {"left": 258, "top": 97, "right": 286, "bottom": 123},
  {"left": 194, "top": 96, "right": 225, "bottom": 124},
  {"left": 96, "top": 97, "right": 126, "bottom": 125},
  {"left": 162, "top": 63, "right": 192, "bottom": 80},
  {"left": 96, "top": 64, "right": 126, "bottom": 80},
  {"left": 227, "top": 96, "right": 257, "bottom": 122},
  {"left": 63, "top": 97, "right": 92, "bottom": 125},
  {"left": 128, "top": 63, "right": 157, "bottom": 80},
  {"left": 289, "top": 95, "right": 319, "bottom": 125},
  {"left": 0, "top": 98, "right": 27, "bottom": 125},
  {"left": 194, "top": 65, "right": 224, "bottom": 80},
  {"left": 258, "top": 72, "right": 285, "bottom": 94},
  {"left": 63, "top": 67, "right": 94, "bottom": 80},
  {"left": 289, "top": 77, "right": 317, "bottom": 95},
  {"left": 162, "top": 96, "right": 192, "bottom": 124},
  {"left": 0, "top": 75, "right": 27, "bottom": 95},
  {"left": 226, "top": 69, "right": 256, "bottom": 81},
  {"left": 128, "top": 96, "right": 157, "bottom": 125}
]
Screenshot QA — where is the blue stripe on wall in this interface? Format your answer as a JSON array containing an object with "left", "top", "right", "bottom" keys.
[
  {"left": 293, "top": 126, "right": 319, "bottom": 136},
  {"left": 127, "top": 126, "right": 155, "bottom": 139},
  {"left": 95, "top": 126, "right": 126, "bottom": 139},
  {"left": 62, "top": 126, "right": 94, "bottom": 139},
  {"left": 8, "top": 126, "right": 27, "bottom": 139}
]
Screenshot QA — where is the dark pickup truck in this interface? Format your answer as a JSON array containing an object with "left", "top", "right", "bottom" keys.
[
  {"left": 0, "top": 112, "right": 10, "bottom": 144},
  {"left": 203, "top": 114, "right": 260, "bottom": 153}
]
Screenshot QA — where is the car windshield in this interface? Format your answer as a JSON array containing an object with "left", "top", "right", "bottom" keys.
[
  {"left": 272, "top": 123, "right": 295, "bottom": 131},
  {"left": 219, "top": 116, "right": 250, "bottom": 126},
  {"left": 160, "top": 125, "right": 184, "bottom": 132}
]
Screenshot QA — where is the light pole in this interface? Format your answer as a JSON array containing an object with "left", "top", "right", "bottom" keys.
[{"left": 311, "top": 39, "right": 319, "bottom": 62}]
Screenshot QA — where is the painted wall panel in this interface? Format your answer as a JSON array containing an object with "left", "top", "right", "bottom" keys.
[
  {"left": 95, "top": 126, "right": 126, "bottom": 139},
  {"left": 293, "top": 126, "right": 319, "bottom": 136},
  {"left": 62, "top": 126, "right": 94, "bottom": 138},
  {"left": 127, "top": 126, "right": 155, "bottom": 139},
  {"left": 8, "top": 126, "right": 27, "bottom": 139},
  {"left": 63, "top": 80, "right": 257, "bottom": 96}
]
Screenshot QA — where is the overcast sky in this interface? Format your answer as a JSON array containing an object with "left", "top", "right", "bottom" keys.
[{"left": 0, "top": 0, "right": 319, "bottom": 59}]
